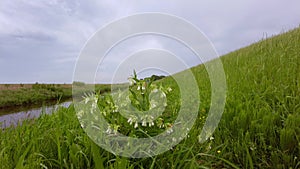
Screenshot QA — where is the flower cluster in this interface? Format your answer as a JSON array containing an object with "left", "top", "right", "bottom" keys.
[
  {"left": 123, "top": 71, "right": 172, "bottom": 129},
  {"left": 81, "top": 71, "right": 173, "bottom": 136}
]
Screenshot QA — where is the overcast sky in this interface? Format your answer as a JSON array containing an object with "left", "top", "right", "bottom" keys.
[{"left": 0, "top": 0, "right": 299, "bottom": 83}]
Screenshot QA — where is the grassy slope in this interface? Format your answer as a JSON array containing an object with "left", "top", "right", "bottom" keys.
[
  {"left": 202, "top": 27, "right": 299, "bottom": 168},
  {"left": 220, "top": 28, "right": 299, "bottom": 167},
  {"left": 0, "top": 28, "right": 299, "bottom": 168}
]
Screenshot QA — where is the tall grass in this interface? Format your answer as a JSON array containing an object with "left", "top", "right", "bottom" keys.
[
  {"left": 0, "top": 27, "right": 299, "bottom": 168},
  {"left": 210, "top": 27, "right": 300, "bottom": 168}
]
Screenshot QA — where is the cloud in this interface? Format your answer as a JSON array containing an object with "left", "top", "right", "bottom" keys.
[
  {"left": 96, "top": 36, "right": 166, "bottom": 83},
  {"left": 0, "top": 0, "right": 300, "bottom": 83}
]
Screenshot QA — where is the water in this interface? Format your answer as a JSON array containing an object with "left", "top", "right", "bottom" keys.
[{"left": 0, "top": 101, "right": 72, "bottom": 128}]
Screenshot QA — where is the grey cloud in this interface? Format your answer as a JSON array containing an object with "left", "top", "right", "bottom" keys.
[
  {"left": 9, "top": 30, "right": 56, "bottom": 42},
  {"left": 1, "top": 0, "right": 300, "bottom": 83}
]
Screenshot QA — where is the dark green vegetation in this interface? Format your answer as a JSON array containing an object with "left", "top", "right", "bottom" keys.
[
  {"left": 1, "top": 27, "right": 300, "bottom": 168},
  {"left": 0, "top": 83, "right": 111, "bottom": 111},
  {"left": 144, "top": 74, "right": 166, "bottom": 81}
]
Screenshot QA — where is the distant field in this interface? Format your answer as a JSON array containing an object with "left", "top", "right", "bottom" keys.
[
  {"left": 0, "top": 83, "right": 110, "bottom": 109},
  {"left": 0, "top": 83, "right": 73, "bottom": 109},
  {"left": 0, "top": 84, "right": 32, "bottom": 90},
  {"left": 0, "top": 84, "right": 72, "bottom": 91}
]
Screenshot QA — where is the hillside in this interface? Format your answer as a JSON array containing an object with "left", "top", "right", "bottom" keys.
[{"left": 190, "top": 27, "right": 300, "bottom": 168}]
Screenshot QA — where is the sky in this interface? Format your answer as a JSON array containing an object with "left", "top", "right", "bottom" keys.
[{"left": 0, "top": 0, "right": 300, "bottom": 83}]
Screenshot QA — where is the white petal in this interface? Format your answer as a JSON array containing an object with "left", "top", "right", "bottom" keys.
[{"left": 134, "top": 122, "right": 138, "bottom": 128}]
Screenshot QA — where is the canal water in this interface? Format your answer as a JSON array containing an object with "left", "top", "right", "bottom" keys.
[{"left": 0, "top": 101, "right": 72, "bottom": 128}]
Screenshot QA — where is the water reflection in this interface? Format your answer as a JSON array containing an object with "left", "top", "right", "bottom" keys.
[{"left": 0, "top": 101, "right": 72, "bottom": 128}]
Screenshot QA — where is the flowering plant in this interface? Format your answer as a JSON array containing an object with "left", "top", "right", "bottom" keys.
[{"left": 80, "top": 71, "right": 173, "bottom": 138}]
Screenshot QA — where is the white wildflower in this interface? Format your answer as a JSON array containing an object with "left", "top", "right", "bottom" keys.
[
  {"left": 142, "top": 120, "right": 147, "bottom": 126},
  {"left": 141, "top": 115, "right": 154, "bottom": 127},
  {"left": 112, "top": 105, "right": 118, "bottom": 113},
  {"left": 156, "top": 118, "right": 164, "bottom": 128},
  {"left": 128, "top": 77, "right": 135, "bottom": 86},
  {"left": 134, "top": 122, "right": 138, "bottom": 128},
  {"left": 127, "top": 117, "right": 132, "bottom": 124},
  {"left": 150, "top": 100, "right": 157, "bottom": 109},
  {"left": 159, "top": 123, "right": 165, "bottom": 128},
  {"left": 172, "top": 137, "right": 177, "bottom": 142},
  {"left": 77, "top": 110, "right": 84, "bottom": 118},
  {"left": 167, "top": 128, "right": 173, "bottom": 134},
  {"left": 127, "top": 115, "right": 137, "bottom": 126},
  {"left": 84, "top": 97, "right": 90, "bottom": 104},
  {"left": 92, "top": 102, "right": 97, "bottom": 110},
  {"left": 106, "top": 126, "right": 112, "bottom": 134},
  {"left": 149, "top": 121, "right": 154, "bottom": 127},
  {"left": 160, "top": 92, "right": 166, "bottom": 98}
]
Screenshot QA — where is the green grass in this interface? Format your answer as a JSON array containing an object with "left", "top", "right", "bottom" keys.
[
  {"left": 214, "top": 27, "right": 300, "bottom": 168},
  {"left": 0, "top": 27, "right": 299, "bottom": 168}
]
